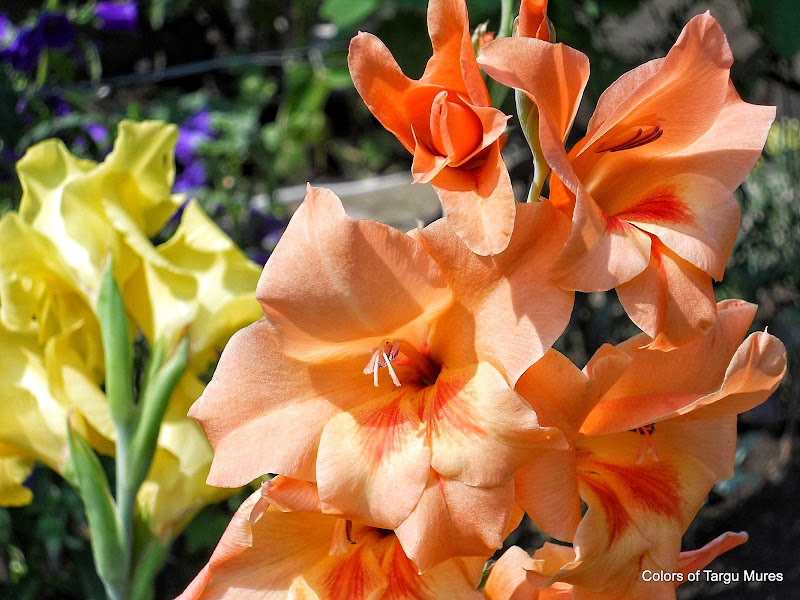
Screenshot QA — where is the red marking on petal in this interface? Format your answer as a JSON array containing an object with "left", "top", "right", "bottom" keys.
[
  {"left": 362, "top": 396, "right": 411, "bottom": 464},
  {"left": 602, "top": 210, "right": 629, "bottom": 234},
  {"left": 384, "top": 540, "right": 430, "bottom": 599},
  {"left": 422, "top": 376, "right": 486, "bottom": 438},
  {"left": 615, "top": 185, "right": 694, "bottom": 226},
  {"left": 579, "top": 456, "right": 684, "bottom": 544},
  {"left": 321, "top": 547, "right": 376, "bottom": 600}
]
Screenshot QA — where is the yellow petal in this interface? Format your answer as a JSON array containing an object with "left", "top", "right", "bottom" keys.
[{"left": 0, "top": 456, "right": 35, "bottom": 506}]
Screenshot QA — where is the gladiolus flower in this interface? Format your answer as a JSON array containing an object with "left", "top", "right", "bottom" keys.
[
  {"left": 178, "top": 478, "right": 486, "bottom": 599},
  {"left": 484, "top": 531, "right": 748, "bottom": 600},
  {"left": 511, "top": 300, "right": 786, "bottom": 595},
  {"left": 479, "top": 13, "right": 775, "bottom": 347},
  {"left": 0, "top": 122, "right": 262, "bottom": 536},
  {"left": 190, "top": 184, "right": 573, "bottom": 569},
  {"left": 518, "top": 0, "right": 551, "bottom": 41},
  {"left": 348, "top": 0, "right": 515, "bottom": 255}
]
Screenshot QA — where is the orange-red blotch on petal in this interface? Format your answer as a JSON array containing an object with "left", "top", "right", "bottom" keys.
[
  {"left": 420, "top": 373, "right": 486, "bottom": 439},
  {"left": 317, "top": 546, "right": 388, "bottom": 600},
  {"left": 382, "top": 539, "right": 431, "bottom": 598},
  {"left": 613, "top": 184, "right": 694, "bottom": 226},
  {"left": 362, "top": 395, "right": 418, "bottom": 465},
  {"left": 578, "top": 455, "right": 684, "bottom": 543}
]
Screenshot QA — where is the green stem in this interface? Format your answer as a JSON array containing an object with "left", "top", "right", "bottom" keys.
[
  {"left": 130, "top": 536, "right": 171, "bottom": 600},
  {"left": 498, "top": 0, "right": 515, "bottom": 40},
  {"left": 488, "top": 0, "right": 517, "bottom": 108},
  {"left": 115, "top": 425, "right": 135, "bottom": 600}
]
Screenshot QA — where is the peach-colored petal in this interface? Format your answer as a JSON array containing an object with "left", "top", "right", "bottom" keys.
[
  {"left": 256, "top": 186, "right": 451, "bottom": 360},
  {"left": 189, "top": 319, "right": 370, "bottom": 486},
  {"left": 417, "top": 200, "right": 573, "bottom": 384},
  {"left": 301, "top": 544, "right": 388, "bottom": 600},
  {"left": 676, "top": 531, "right": 748, "bottom": 575},
  {"left": 549, "top": 189, "right": 652, "bottom": 292},
  {"left": 420, "top": 362, "right": 564, "bottom": 487},
  {"left": 514, "top": 449, "right": 581, "bottom": 542},
  {"left": 412, "top": 127, "right": 452, "bottom": 183},
  {"left": 422, "top": 0, "right": 490, "bottom": 106},
  {"left": 382, "top": 538, "right": 485, "bottom": 599},
  {"left": 484, "top": 546, "right": 538, "bottom": 600},
  {"left": 579, "top": 299, "right": 785, "bottom": 435},
  {"left": 519, "top": 0, "right": 550, "bottom": 41},
  {"left": 478, "top": 37, "right": 590, "bottom": 192},
  {"left": 671, "top": 331, "right": 787, "bottom": 422},
  {"left": 177, "top": 490, "right": 335, "bottom": 600},
  {"left": 588, "top": 173, "right": 739, "bottom": 280},
  {"left": 588, "top": 59, "right": 664, "bottom": 132},
  {"left": 661, "top": 83, "right": 775, "bottom": 191},
  {"left": 395, "top": 472, "right": 513, "bottom": 572},
  {"left": 580, "top": 13, "right": 733, "bottom": 161},
  {"left": 316, "top": 392, "right": 430, "bottom": 529},
  {"left": 616, "top": 240, "right": 716, "bottom": 349},
  {"left": 260, "top": 476, "right": 322, "bottom": 514},
  {"left": 348, "top": 33, "right": 420, "bottom": 153},
  {"left": 431, "top": 143, "right": 516, "bottom": 256},
  {"left": 532, "top": 431, "right": 718, "bottom": 594},
  {"left": 516, "top": 348, "right": 630, "bottom": 443}
]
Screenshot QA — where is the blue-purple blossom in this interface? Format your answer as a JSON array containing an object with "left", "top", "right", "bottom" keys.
[
  {"left": 36, "top": 13, "right": 76, "bottom": 49},
  {"left": 95, "top": 2, "right": 138, "bottom": 33},
  {"left": 1, "top": 26, "right": 42, "bottom": 72},
  {"left": 174, "top": 160, "right": 207, "bottom": 192},
  {"left": 46, "top": 94, "right": 71, "bottom": 117},
  {"left": 1, "top": 13, "right": 76, "bottom": 72},
  {"left": 0, "top": 14, "right": 13, "bottom": 45},
  {"left": 176, "top": 107, "right": 214, "bottom": 164},
  {"left": 86, "top": 123, "right": 109, "bottom": 145}
]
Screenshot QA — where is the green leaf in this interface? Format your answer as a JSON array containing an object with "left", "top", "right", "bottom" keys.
[
  {"left": 66, "top": 421, "right": 125, "bottom": 589},
  {"left": 97, "top": 258, "right": 134, "bottom": 427},
  {"left": 129, "top": 337, "right": 189, "bottom": 491},
  {"left": 320, "top": 0, "right": 381, "bottom": 30}
]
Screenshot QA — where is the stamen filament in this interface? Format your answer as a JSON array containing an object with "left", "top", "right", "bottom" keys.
[{"left": 383, "top": 352, "right": 401, "bottom": 387}]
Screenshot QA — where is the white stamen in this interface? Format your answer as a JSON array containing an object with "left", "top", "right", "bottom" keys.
[{"left": 383, "top": 352, "right": 401, "bottom": 387}]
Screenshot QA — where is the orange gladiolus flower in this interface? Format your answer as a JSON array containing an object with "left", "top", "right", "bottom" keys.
[
  {"left": 178, "top": 477, "right": 487, "bottom": 599},
  {"left": 518, "top": 0, "right": 551, "bottom": 41},
  {"left": 511, "top": 300, "right": 786, "bottom": 595},
  {"left": 484, "top": 531, "right": 748, "bottom": 600},
  {"left": 189, "top": 185, "right": 572, "bottom": 570},
  {"left": 479, "top": 13, "right": 775, "bottom": 347},
  {"left": 348, "top": 0, "right": 515, "bottom": 256}
]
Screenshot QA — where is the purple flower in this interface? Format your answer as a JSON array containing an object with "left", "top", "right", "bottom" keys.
[
  {"left": 36, "top": 13, "right": 76, "bottom": 49},
  {"left": 176, "top": 107, "right": 214, "bottom": 164},
  {"left": 1, "top": 26, "right": 43, "bottom": 72},
  {"left": 46, "top": 94, "right": 71, "bottom": 117},
  {"left": 95, "top": 2, "right": 138, "bottom": 33},
  {"left": 86, "top": 123, "right": 109, "bottom": 145},
  {"left": 174, "top": 160, "right": 207, "bottom": 192},
  {"left": 0, "top": 14, "right": 13, "bottom": 46},
  {"left": 184, "top": 107, "right": 211, "bottom": 133},
  {"left": 1, "top": 13, "right": 76, "bottom": 72}
]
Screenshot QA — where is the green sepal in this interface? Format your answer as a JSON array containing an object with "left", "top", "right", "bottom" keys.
[
  {"left": 66, "top": 419, "right": 125, "bottom": 589},
  {"left": 516, "top": 89, "right": 550, "bottom": 202},
  {"left": 129, "top": 336, "right": 189, "bottom": 491},
  {"left": 97, "top": 258, "right": 135, "bottom": 427}
]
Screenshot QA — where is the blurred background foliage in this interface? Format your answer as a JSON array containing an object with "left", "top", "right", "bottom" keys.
[{"left": 1, "top": 0, "right": 798, "bottom": 598}]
